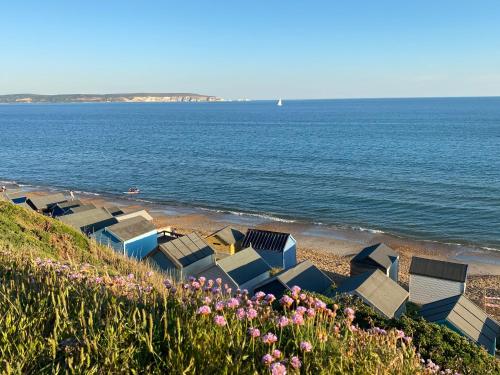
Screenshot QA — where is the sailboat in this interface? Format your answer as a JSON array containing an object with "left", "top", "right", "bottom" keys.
[{"left": 277, "top": 98, "right": 283, "bottom": 106}]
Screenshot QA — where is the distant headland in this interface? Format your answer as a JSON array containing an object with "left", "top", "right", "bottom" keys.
[{"left": 0, "top": 93, "right": 223, "bottom": 103}]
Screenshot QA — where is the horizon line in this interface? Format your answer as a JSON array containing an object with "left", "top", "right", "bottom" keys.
[{"left": 1, "top": 92, "right": 500, "bottom": 101}]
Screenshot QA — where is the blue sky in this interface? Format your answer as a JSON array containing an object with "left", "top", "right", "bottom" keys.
[{"left": 1, "top": 1, "right": 500, "bottom": 99}]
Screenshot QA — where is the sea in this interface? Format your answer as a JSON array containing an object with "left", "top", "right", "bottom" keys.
[{"left": 1, "top": 97, "right": 499, "bottom": 251}]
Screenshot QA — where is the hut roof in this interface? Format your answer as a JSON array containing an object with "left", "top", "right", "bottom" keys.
[
  {"left": 115, "top": 209, "right": 153, "bottom": 222},
  {"left": 351, "top": 243, "right": 398, "bottom": 269},
  {"left": 69, "top": 204, "right": 97, "bottom": 214},
  {"left": 104, "top": 206, "right": 125, "bottom": 216},
  {"left": 152, "top": 233, "right": 214, "bottom": 268},
  {"left": 106, "top": 216, "right": 156, "bottom": 242},
  {"left": 28, "top": 193, "right": 66, "bottom": 210},
  {"left": 54, "top": 200, "right": 82, "bottom": 210},
  {"left": 217, "top": 247, "right": 271, "bottom": 285},
  {"left": 207, "top": 226, "right": 245, "bottom": 246},
  {"left": 269, "top": 260, "right": 332, "bottom": 294},
  {"left": 59, "top": 208, "right": 115, "bottom": 230},
  {"left": 336, "top": 269, "right": 409, "bottom": 319},
  {"left": 241, "top": 229, "right": 292, "bottom": 252},
  {"left": 410, "top": 257, "right": 468, "bottom": 283},
  {"left": 420, "top": 295, "right": 500, "bottom": 352},
  {"left": 2, "top": 190, "right": 26, "bottom": 201},
  {"left": 195, "top": 264, "right": 238, "bottom": 290}
]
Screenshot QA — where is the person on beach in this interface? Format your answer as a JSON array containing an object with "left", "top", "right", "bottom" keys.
[{"left": 70, "top": 191, "right": 75, "bottom": 200}]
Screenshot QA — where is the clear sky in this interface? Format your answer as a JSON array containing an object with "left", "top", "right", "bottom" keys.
[{"left": 1, "top": 1, "right": 500, "bottom": 99}]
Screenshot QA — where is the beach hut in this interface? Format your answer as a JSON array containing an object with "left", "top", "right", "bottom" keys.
[
  {"left": 241, "top": 229, "right": 297, "bottom": 270},
  {"left": 254, "top": 260, "right": 333, "bottom": 297},
  {"left": 205, "top": 226, "right": 245, "bottom": 256},
  {"left": 420, "top": 295, "right": 499, "bottom": 355},
  {"left": 26, "top": 193, "right": 67, "bottom": 213},
  {"left": 59, "top": 207, "right": 117, "bottom": 235},
  {"left": 144, "top": 233, "right": 215, "bottom": 280},
  {"left": 196, "top": 246, "right": 271, "bottom": 292},
  {"left": 1, "top": 190, "right": 27, "bottom": 204},
  {"left": 92, "top": 216, "right": 157, "bottom": 259},
  {"left": 335, "top": 269, "right": 409, "bottom": 319},
  {"left": 51, "top": 200, "right": 83, "bottom": 217},
  {"left": 350, "top": 243, "right": 399, "bottom": 282},
  {"left": 103, "top": 206, "right": 125, "bottom": 216},
  {"left": 409, "top": 257, "right": 468, "bottom": 305},
  {"left": 115, "top": 209, "right": 154, "bottom": 222},
  {"left": 68, "top": 203, "right": 97, "bottom": 214}
]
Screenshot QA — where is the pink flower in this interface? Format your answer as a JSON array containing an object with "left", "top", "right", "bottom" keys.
[
  {"left": 248, "top": 327, "right": 261, "bottom": 338},
  {"left": 146, "top": 271, "right": 153, "bottom": 277},
  {"left": 127, "top": 273, "right": 134, "bottom": 280},
  {"left": 226, "top": 298, "right": 240, "bottom": 309},
  {"left": 197, "top": 305, "right": 211, "bottom": 315},
  {"left": 265, "top": 293, "right": 276, "bottom": 303},
  {"left": 291, "top": 313, "right": 304, "bottom": 326},
  {"left": 262, "top": 332, "right": 278, "bottom": 344},
  {"left": 246, "top": 308, "right": 258, "bottom": 320},
  {"left": 236, "top": 308, "right": 246, "bottom": 320},
  {"left": 280, "top": 295, "right": 294, "bottom": 307},
  {"left": 216, "top": 277, "right": 222, "bottom": 286},
  {"left": 214, "top": 315, "right": 226, "bottom": 326},
  {"left": 207, "top": 279, "right": 214, "bottom": 287},
  {"left": 306, "top": 308, "right": 316, "bottom": 317},
  {"left": 277, "top": 316, "right": 290, "bottom": 328},
  {"left": 203, "top": 296, "right": 212, "bottom": 304},
  {"left": 262, "top": 354, "right": 274, "bottom": 366},
  {"left": 215, "top": 301, "right": 225, "bottom": 311},
  {"left": 291, "top": 285, "right": 301, "bottom": 297},
  {"left": 290, "top": 356, "right": 302, "bottom": 369},
  {"left": 299, "top": 293, "right": 307, "bottom": 301},
  {"left": 296, "top": 306, "right": 307, "bottom": 315},
  {"left": 254, "top": 291, "right": 266, "bottom": 300},
  {"left": 300, "top": 341, "right": 312, "bottom": 352},
  {"left": 198, "top": 276, "right": 206, "bottom": 285},
  {"left": 191, "top": 281, "right": 201, "bottom": 290},
  {"left": 272, "top": 349, "right": 282, "bottom": 359},
  {"left": 314, "top": 299, "right": 326, "bottom": 309},
  {"left": 344, "top": 307, "right": 355, "bottom": 319},
  {"left": 395, "top": 329, "right": 405, "bottom": 339},
  {"left": 270, "top": 362, "right": 287, "bottom": 375}
]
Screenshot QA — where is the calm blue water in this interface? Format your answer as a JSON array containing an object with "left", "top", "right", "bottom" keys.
[{"left": 1, "top": 98, "right": 499, "bottom": 250}]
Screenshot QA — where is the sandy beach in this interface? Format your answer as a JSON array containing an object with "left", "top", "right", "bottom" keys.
[{"left": 24, "top": 188, "right": 500, "bottom": 320}]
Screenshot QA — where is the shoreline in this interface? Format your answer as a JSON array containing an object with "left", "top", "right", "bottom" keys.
[
  {"left": 11, "top": 179, "right": 498, "bottom": 276},
  {"left": 7, "top": 181, "right": 500, "bottom": 319}
]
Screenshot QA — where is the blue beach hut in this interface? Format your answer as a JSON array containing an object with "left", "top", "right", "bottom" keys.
[
  {"left": 241, "top": 229, "right": 297, "bottom": 270},
  {"left": 92, "top": 216, "right": 158, "bottom": 259}
]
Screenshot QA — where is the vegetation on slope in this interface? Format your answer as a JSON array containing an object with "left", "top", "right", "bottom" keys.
[{"left": 0, "top": 201, "right": 498, "bottom": 374}]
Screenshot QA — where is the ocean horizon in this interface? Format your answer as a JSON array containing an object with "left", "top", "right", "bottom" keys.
[{"left": 1, "top": 97, "right": 499, "bottom": 251}]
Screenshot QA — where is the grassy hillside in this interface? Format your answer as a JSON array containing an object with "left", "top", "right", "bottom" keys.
[{"left": 0, "top": 201, "right": 497, "bottom": 374}]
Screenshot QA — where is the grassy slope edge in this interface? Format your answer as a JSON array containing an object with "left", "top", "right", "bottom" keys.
[{"left": 0, "top": 201, "right": 498, "bottom": 374}]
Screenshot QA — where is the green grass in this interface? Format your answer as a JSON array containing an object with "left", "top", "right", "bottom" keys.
[{"left": 0, "top": 201, "right": 498, "bottom": 374}]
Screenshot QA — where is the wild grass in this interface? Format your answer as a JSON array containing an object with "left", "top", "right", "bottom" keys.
[
  {"left": 0, "top": 201, "right": 496, "bottom": 374},
  {"left": 0, "top": 249, "right": 429, "bottom": 374}
]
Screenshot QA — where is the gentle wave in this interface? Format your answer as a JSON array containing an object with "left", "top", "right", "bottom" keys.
[
  {"left": 200, "top": 207, "right": 297, "bottom": 224},
  {"left": 352, "top": 226, "right": 385, "bottom": 234},
  {"left": 74, "top": 190, "right": 101, "bottom": 196},
  {"left": 481, "top": 246, "right": 500, "bottom": 252}
]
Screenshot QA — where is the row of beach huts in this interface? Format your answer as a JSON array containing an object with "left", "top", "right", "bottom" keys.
[{"left": 2, "top": 187, "right": 499, "bottom": 355}]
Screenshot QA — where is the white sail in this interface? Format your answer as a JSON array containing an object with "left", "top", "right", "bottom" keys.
[{"left": 277, "top": 99, "right": 282, "bottom": 106}]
